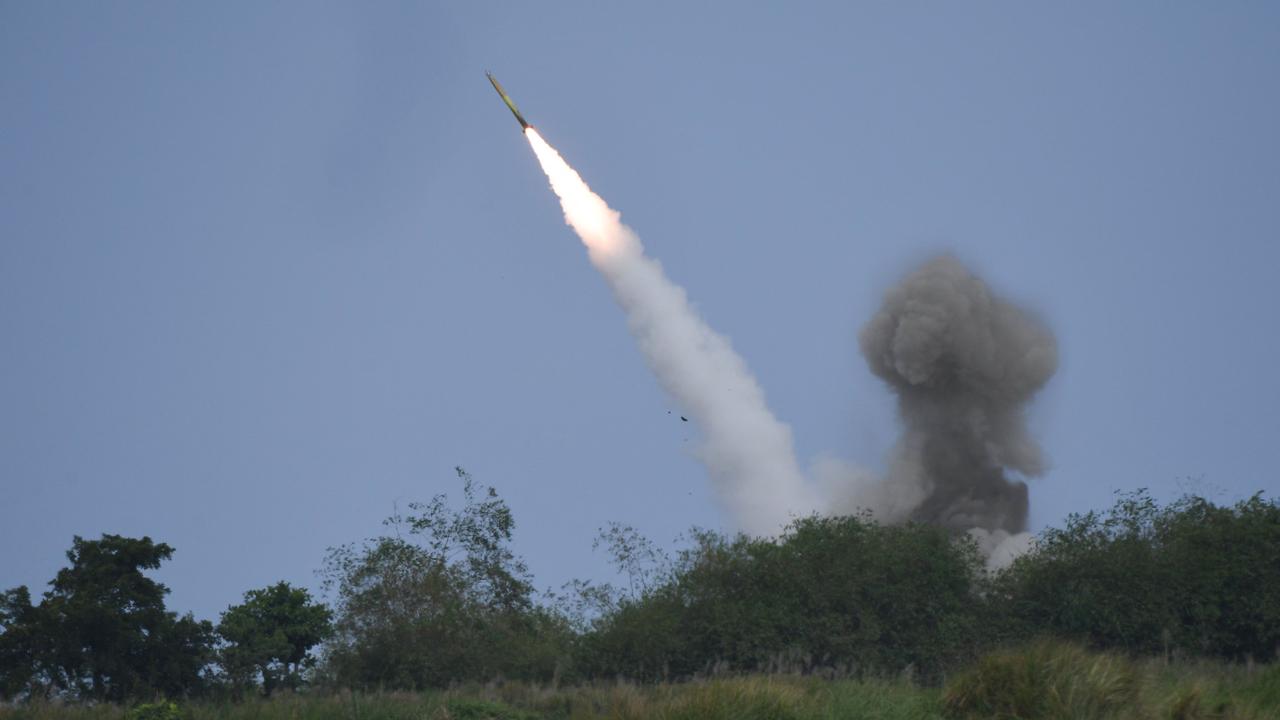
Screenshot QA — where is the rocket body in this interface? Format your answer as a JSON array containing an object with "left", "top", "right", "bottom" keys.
[{"left": 486, "top": 72, "right": 531, "bottom": 130}]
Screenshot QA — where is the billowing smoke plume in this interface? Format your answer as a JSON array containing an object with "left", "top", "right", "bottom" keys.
[
  {"left": 846, "top": 256, "right": 1057, "bottom": 565},
  {"left": 525, "top": 130, "right": 820, "bottom": 535}
]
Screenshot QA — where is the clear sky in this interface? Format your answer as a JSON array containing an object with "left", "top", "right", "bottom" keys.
[{"left": 3, "top": 2, "right": 1278, "bottom": 622}]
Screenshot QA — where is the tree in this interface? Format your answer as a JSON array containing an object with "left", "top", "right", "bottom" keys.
[
  {"left": 996, "top": 491, "right": 1280, "bottom": 661},
  {"left": 592, "top": 522, "right": 672, "bottom": 602},
  {"left": 0, "top": 586, "right": 40, "bottom": 699},
  {"left": 217, "top": 582, "right": 331, "bottom": 695},
  {"left": 0, "top": 535, "right": 215, "bottom": 702},
  {"left": 580, "top": 516, "right": 987, "bottom": 682},
  {"left": 320, "top": 468, "right": 565, "bottom": 689}
]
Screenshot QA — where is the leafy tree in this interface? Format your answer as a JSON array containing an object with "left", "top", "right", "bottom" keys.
[
  {"left": 320, "top": 468, "right": 568, "bottom": 688},
  {"left": 592, "top": 522, "right": 672, "bottom": 601},
  {"left": 550, "top": 522, "right": 672, "bottom": 636},
  {"left": 580, "top": 516, "right": 986, "bottom": 682},
  {"left": 994, "top": 491, "right": 1172, "bottom": 654},
  {"left": 995, "top": 491, "right": 1280, "bottom": 661},
  {"left": 217, "top": 582, "right": 331, "bottom": 695},
  {"left": 321, "top": 536, "right": 468, "bottom": 688},
  {"left": 0, "top": 586, "right": 40, "bottom": 699},
  {"left": 0, "top": 535, "right": 214, "bottom": 702},
  {"left": 1156, "top": 494, "right": 1280, "bottom": 659}
]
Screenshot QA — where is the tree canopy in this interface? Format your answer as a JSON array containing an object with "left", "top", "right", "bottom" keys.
[
  {"left": 218, "top": 582, "right": 331, "bottom": 695},
  {"left": 0, "top": 535, "right": 214, "bottom": 701},
  {"left": 319, "top": 467, "right": 569, "bottom": 689}
]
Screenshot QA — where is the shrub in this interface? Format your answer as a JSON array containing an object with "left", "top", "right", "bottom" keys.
[
  {"left": 994, "top": 492, "right": 1280, "bottom": 661},
  {"left": 942, "top": 641, "right": 1141, "bottom": 720},
  {"left": 124, "top": 702, "right": 182, "bottom": 720},
  {"left": 583, "top": 515, "right": 986, "bottom": 681}
]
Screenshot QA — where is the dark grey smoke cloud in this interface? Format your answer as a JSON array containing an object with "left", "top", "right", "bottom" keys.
[{"left": 856, "top": 256, "right": 1058, "bottom": 538}]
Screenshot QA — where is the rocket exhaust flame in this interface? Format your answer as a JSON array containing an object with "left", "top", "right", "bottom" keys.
[{"left": 524, "top": 128, "right": 820, "bottom": 535}]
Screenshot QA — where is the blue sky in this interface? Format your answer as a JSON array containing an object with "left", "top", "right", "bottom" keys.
[{"left": 2, "top": 2, "right": 1278, "bottom": 621}]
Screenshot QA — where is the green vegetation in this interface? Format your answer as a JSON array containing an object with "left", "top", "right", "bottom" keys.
[
  {"left": 994, "top": 492, "right": 1280, "bottom": 661},
  {"left": 943, "top": 641, "right": 1280, "bottom": 719},
  {"left": 0, "top": 535, "right": 214, "bottom": 702},
  {"left": 575, "top": 516, "right": 986, "bottom": 683},
  {"left": 217, "top": 582, "right": 331, "bottom": 696},
  {"left": 944, "top": 641, "right": 1141, "bottom": 719},
  {"left": 317, "top": 469, "right": 574, "bottom": 689},
  {"left": 2, "top": 653, "right": 1278, "bottom": 720},
  {"left": 1, "top": 469, "right": 1278, "bottom": 717},
  {"left": 121, "top": 703, "right": 181, "bottom": 720}
]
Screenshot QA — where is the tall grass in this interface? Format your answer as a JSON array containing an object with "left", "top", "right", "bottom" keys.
[
  {"left": 1146, "top": 659, "right": 1280, "bottom": 720},
  {"left": 2, "top": 645, "right": 1275, "bottom": 720},
  {"left": 943, "top": 640, "right": 1280, "bottom": 720},
  {"left": 0, "top": 679, "right": 940, "bottom": 720},
  {"left": 437, "top": 677, "right": 941, "bottom": 720},
  {"left": 943, "top": 641, "right": 1141, "bottom": 719}
]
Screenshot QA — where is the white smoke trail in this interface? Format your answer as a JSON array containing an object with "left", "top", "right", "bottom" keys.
[{"left": 525, "top": 129, "right": 820, "bottom": 535}]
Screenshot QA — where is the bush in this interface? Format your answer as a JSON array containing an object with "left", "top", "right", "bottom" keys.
[
  {"left": 124, "top": 702, "right": 182, "bottom": 720},
  {"left": 319, "top": 469, "right": 572, "bottom": 689},
  {"left": 943, "top": 641, "right": 1141, "bottom": 720},
  {"left": 994, "top": 492, "right": 1280, "bottom": 660},
  {"left": 581, "top": 515, "right": 987, "bottom": 682}
]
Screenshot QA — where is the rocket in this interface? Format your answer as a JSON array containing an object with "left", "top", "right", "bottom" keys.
[{"left": 486, "top": 72, "right": 531, "bottom": 131}]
